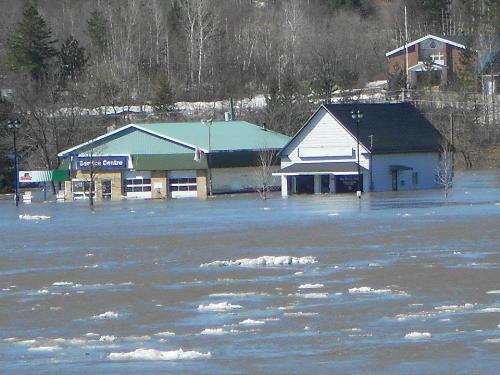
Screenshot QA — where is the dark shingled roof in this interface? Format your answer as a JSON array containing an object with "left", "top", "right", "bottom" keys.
[{"left": 323, "top": 102, "right": 445, "bottom": 154}]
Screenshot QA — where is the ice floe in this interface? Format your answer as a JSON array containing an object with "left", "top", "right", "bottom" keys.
[
  {"left": 198, "top": 302, "right": 243, "bottom": 312},
  {"left": 296, "top": 292, "right": 329, "bottom": 299},
  {"left": 208, "top": 292, "right": 263, "bottom": 298},
  {"left": 404, "top": 332, "right": 431, "bottom": 339},
  {"left": 52, "top": 281, "right": 74, "bottom": 286},
  {"left": 239, "top": 319, "right": 265, "bottom": 326},
  {"left": 484, "top": 338, "right": 500, "bottom": 343},
  {"left": 480, "top": 307, "right": 500, "bottom": 313},
  {"left": 108, "top": 348, "right": 211, "bottom": 361},
  {"left": 28, "top": 345, "right": 62, "bottom": 352},
  {"left": 486, "top": 290, "right": 500, "bottom": 294},
  {"left": 92, "top": 311, "right": 120, "bottom": 319},
  {"left": 19, "top": 214, "right": 51, "bottom": 221},
  {"left": 434, "top": 303, "right": 474, "bottom": 312},
  {"left": 99, "top": 335, "right": 116, "bottom": 342},
  {"left": 201, "top": 256, "right": 317, "bottom": 267},
  {"left": 298, "top": 284, "right": 324, "bottom": 289},
  {"left": 154, "top": 331, "right": 175, "bottom": 337},
  {"left": 348, "top": 286, "right": 406, "bottom": 295},
  {"left": 283, "top": 312, "right": 319, "bottom": 317},
  {"left": 200, "top": 328, "right": 228, "bottom": 335}
]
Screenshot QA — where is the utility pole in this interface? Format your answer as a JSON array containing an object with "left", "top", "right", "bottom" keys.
[{"left": 7, "top": 119, "right": 21, "bottom": 206}]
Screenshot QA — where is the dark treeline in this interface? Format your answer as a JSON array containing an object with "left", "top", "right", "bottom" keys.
[{"left": 0, "top": 0, "right": 498, "bottom": 192}]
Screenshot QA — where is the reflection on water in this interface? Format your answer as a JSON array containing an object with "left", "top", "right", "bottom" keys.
[{"left": 0, "top": 170, "right": 499, "bottom": 374}]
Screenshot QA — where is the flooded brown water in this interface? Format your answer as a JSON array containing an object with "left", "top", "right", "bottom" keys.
[{"left": 1, "top": 170, "right": 499, "bottom": 374}]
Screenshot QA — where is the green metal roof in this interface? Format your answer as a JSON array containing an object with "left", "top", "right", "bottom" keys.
[
  {"left": 59, "top": 121, "right": 290, "bottom": 158},
  {"left": 137, "top": 121, "right": 290, "bottom": 151},
  {"left": 78, "top": 127, "right": 192, "bottom": 156}
]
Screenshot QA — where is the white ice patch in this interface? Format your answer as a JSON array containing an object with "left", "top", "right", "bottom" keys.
[
  {"left": 85, "top": 332, "right": 100, "bottom": 338},
  {"left": 201, "top": 256, "right": 317, "bottom": 268},
  {"left": 154, "top": 331, "right": 175, "bottom": 337},
  {"left": 52, "top": 282, "right": 74, "bottom": 286},
  {"left": 200, "top": 328, "right": 228, "bottom": 335},
  {"left": 404, "top": 332, "right": 431, "bottom": 339},
  {"left": 108, "top": 348, "right": 211, "bottom": 361},
  {"left": 208, "top": 292, "right": 262, "bottom": 298},
  {"left": 484, "top": 338, "right": 500, "bottom": 343},
  {"left": 298, "top": 284, "right": 324, "bottom": 289},
  {"left": 239, "top": 319, "right": 265, "bottom": 326},
  {"left": 37, "top": 289, "right": 49, "bottom": 294},
  {"left": 297, "top": 293, "right": 329, "bottom": 299},
  {"left": 99, "top": 335, "right": 116, "bottom": 342},
  {"left": 19, "top": 214, "right": 50, "bottom": 221},
  {"left": 348, "top": 286, "right": 405, "bottom": 295},
  {"left": 480, "top": 307, "right": 500, "bottom": 313},
  {"left": 486, "top": 290, "right": 500, "bottom": 294},
  {"left": 28, "top": 345, "right": 61, "bottom": 352},
  {"left": 198, "top": 302, "right": 243, "bottom": 312},
  {"left": 434, "top": 303, "right": 474, "bottom": 312},
  {"left": 123, "top": 336, "right": 151, "bottom": 342},
  {"left": 283, "top": 312, "right": 319, "bottom": 317},
  {"left": 92, "top": 311, "right": 120, "bottom": 319}
]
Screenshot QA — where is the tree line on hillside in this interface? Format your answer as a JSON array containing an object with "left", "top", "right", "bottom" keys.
[{"left": 0, "top": 0, "right": 498, "bottom": 193}]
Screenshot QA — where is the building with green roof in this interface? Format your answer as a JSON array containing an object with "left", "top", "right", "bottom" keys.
[{"left": 58, "top": 120, "right": 290, "bottom": 200}]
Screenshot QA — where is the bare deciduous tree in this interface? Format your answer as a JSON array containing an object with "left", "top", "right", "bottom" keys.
[{"left": 435, "top": 144, "right": 454, "bottom": 198}]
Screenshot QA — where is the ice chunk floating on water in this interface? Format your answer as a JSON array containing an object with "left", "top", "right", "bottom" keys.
[
  {"left": 108, "top": 348, "right": 211, "bottom": 361},
  {"left": 19, "top": 214, "right": 50, "bottom": 220},
  {"left": 200, "top": 256, "right": 317, "bottom": 267},
  {"left": 92, "top": 311, "right": 120, "bottom": 319},
  {"left": 198, "top": 302, "right": 243, "bottom": 312},
  {"left": 200, "top": 328, "right": 228, "bottom": 335},
  {"left": 239, "top": 319, "right": 265, "bottom": 326},
  {"left": 405, "top": 332, "right": 431, "bottom": 339},
  {"left": 298, "top": 284, "right": 324, "bottom": 289}
]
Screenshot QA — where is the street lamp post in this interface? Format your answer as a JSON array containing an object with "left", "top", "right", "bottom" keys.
[
  {"left": 7, "top": 119, "right": 21, "bottom": 206},
  {"left": 350, "top": 109, "right": 363, "bottom": 198},
  {"left": 201, "top": 119, "right": 213, "bottom": 197}
]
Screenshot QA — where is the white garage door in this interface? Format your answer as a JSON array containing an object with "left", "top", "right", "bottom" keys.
[
  {"left": 124, "top": 171, "right": 152, "bottom": 199},
  {"left": 169, "top": 170, "right": 197, "bottom": 198}
]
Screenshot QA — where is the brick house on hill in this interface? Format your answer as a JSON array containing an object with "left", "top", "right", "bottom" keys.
[{"left": 386, "top": 34, "right": 467, "bottom": 88}]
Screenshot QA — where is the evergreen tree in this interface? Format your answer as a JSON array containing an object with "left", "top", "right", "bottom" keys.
[
  {"left": 153, "top": 73, "right": 175, "bottom": 114},
  {"left": 59, "top": 36, "right": 89, "bottom": 83},
  {"left": 87, "top": 10, "right": 109, "bottom": 61},
  {"left": 5, "top": 3, "right": 58, "bottom": 82}
]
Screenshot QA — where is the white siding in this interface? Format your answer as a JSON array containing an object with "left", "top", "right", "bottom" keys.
[
  {"left": 281, "top": 107, "right": 370, "bottom": 170},
  {"left": 212, "top": 166, "right": 280, "bottom": 194},
  {"left": 371, "top": 153, "right": 441, "bottom": 192}
]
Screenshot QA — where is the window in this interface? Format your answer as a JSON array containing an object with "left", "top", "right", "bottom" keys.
[
  {"left": 412, "top": 172, "right": 419, "bottom": 185},
  {"left": 72, "top": 180, "right": 95, "bottom": 199},
  {"left": 169, "top": 177, "right": 197, "bottom": 192},
  {"left": 124, "top": 177, "right": 151, "bottom": 193}
]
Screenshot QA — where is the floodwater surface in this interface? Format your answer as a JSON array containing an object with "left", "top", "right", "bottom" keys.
[{"left": 1, "top": 170, "right": 499, "bottom": 374}]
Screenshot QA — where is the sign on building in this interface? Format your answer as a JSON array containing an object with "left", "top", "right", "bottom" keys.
[
  {"left": 74, "top": 156, "right": 128, "bottom": 170},
  {"left": 19, "top": 170, "right": 69, "bottom": 183}
]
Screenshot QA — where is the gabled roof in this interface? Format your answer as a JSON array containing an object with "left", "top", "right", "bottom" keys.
[
  {"left": 58, "top": 121, "right": 290, "bottom": 158},
  {"left": 386, "top": 34, "right": 467, "bottom": 57},
  {"left": 323, "top": 102, "right": 445, "bottom": 154}
]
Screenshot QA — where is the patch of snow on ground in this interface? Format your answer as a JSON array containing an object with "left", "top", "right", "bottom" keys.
[
  {"left": 108, "top": 348, "right": 211, "bottom": 361},
  {"left": 404, "top": 332, "right": 432, "bottom": 339},
  {"left": 198, "top": 302, "right": 243, "bottom": 312},
  {"left": 201, "top": 256, "right": 317, "bottom": 267}
]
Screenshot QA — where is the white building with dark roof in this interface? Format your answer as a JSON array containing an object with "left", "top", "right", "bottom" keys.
[{"left": 275, "top": 103, "right": 448, "bottom": 196}]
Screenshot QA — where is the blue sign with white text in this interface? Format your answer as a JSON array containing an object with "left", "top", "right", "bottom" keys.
[{"left": 75, "top": 156, "right": 128, "bottom": 170}]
